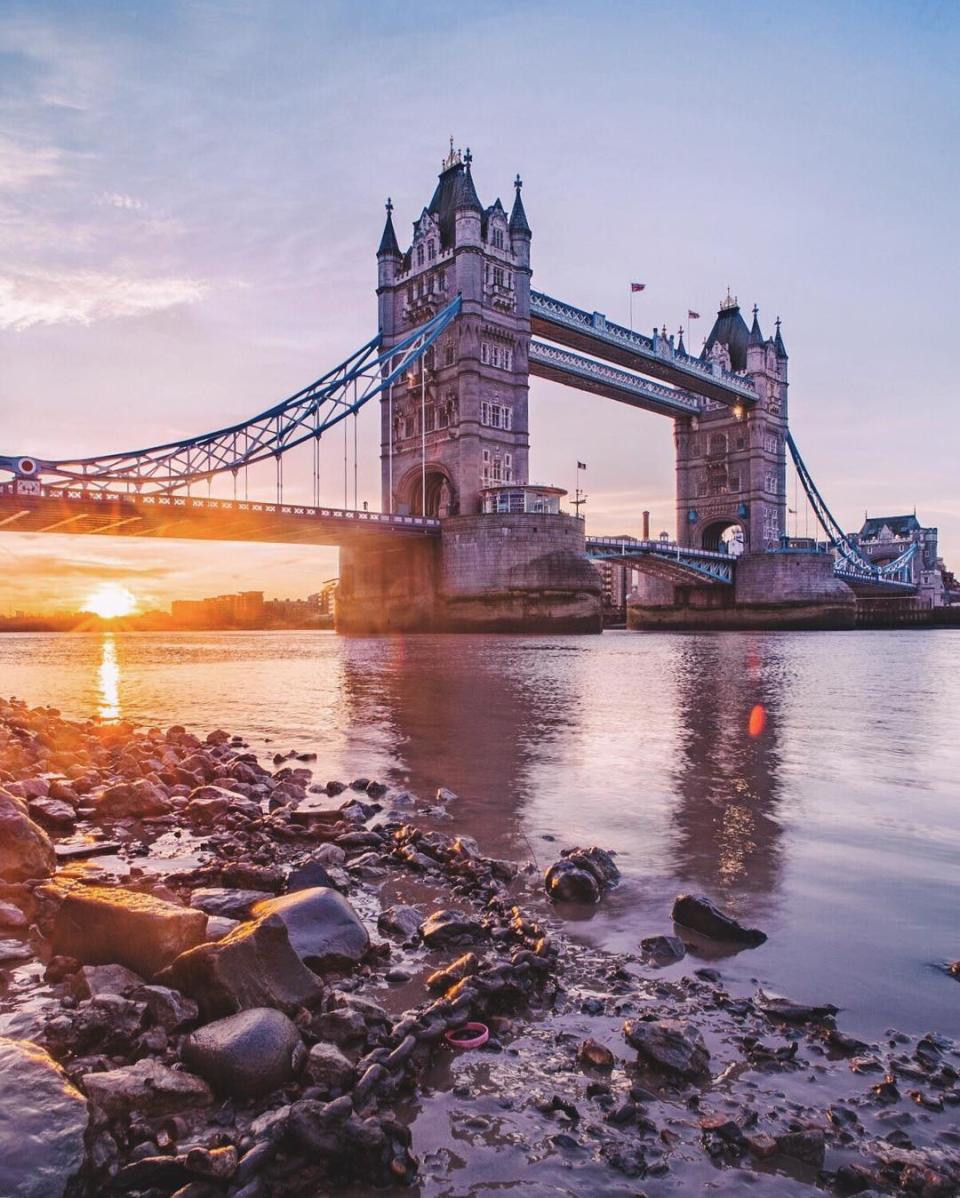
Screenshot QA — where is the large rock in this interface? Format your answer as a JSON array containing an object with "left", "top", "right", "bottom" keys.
[
  {"left": 81, "top": 1057, "right": 212, "bottom": 1117},
  {"left": 0, "top": 791, "right": 56, "bottom": 882},
  {"left": 251, "top": 887, "right": 369, "bottom": 973},
  {"left": 671, "top": 894, "right": 766, "bottom": 947},
  {"left": 186, "top": 785, "right": 261, "bottom": 826},
  {"left": 52, "top": 886, "right": 208, "bottom": 977},
  {"left": 96, "top": 778, "right": 172, "bottom": 818},
  {"left": 158, "top": 914, "right": 323, "bottom": 1019},
  {"left": 623, "top": 1019, "right": 710, "bottom": 1078},
  {"left": 182, "top": 1008, "right": 305, "bottom": 1098},
  {"left": 0, "top": 1037, "right": 89, "bottom": 1198},
  {"left": 544, "top": 846, "right": 620, "bottom": 903}
]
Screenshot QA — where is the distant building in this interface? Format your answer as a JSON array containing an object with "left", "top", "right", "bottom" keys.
[
  {"left": 594, "top": 559, "right": 633, "bottom": 611},
  {"left": 849, "top": 514, "right": 945, "bottom": 608}
]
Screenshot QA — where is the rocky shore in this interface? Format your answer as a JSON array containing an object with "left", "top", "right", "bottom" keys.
[{"left": 1, "top": 695, "right": 959, "bottom": 1197}]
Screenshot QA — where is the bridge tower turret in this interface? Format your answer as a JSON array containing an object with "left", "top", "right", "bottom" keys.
[
  {"left": 375, "top": 143, "right": 531, "bottom": 517},
  {"left": 675, "top": 295, "right": 788, "bottom": 553}
]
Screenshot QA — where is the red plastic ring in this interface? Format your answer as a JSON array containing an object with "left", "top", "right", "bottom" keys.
[{"left": 444, "top": 1021, "right": 490, "bottom": 1050}]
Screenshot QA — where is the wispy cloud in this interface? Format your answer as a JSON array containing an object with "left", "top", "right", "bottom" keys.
[
  {"left": 0, "top": 267, "right": 209, "bottom": 330},
  {"left": 97, "top": 191, "right": 146, "bottom": 211},
  {"left": 0, "top": 135, "right": 62, "bottom": 191}
]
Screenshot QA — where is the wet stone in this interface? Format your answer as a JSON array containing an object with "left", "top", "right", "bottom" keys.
[
  {"left": 544, "top": 846, "right": 620, "bottom": 904},
  {"left": 189, "top": 887, "right": 273, "bottom": 920},
  {"left": 0, "top": 791, "right": 56, "bottom": 882},
  {"left": 640, "top": 934, "right": 686, "bottom": 966},
  {"left": 378, "top": 904, "right": 422, "bottom": 940},
  {"left": 420, "top": 909, "right": 485, "bottom": 947},
  {"left": 426, "top": 952, "right": 480, "bottom": 992},
  {"left": 77, "top": 962, "right": 146, "bottom": 998},
  {"left": 671, "top": 893, "right": 766, "bottom": 947},
  {"left": 623, "top": 1018, "right": 711, "bottom": 1078},
  {"left": 182, "top": 1007, "right": 305, "bottom": 1099},
  {"left": 0, "top": 899, "right": 28, "bottom": 929},
  {"left": 52, "top": 885, "right": 209, "bottom": 978},
  {"left": 305, "top": 1041, "right": 356, "bottom": 1092},
  {"left": 286, "top": 859, "right": 340, "bottom": 892},
  {"left": 577, "top": 1038, "right": 615, "bottom": 1070},
  {"left": 81, "top": 1057, "right": 213, "bottom": 1117},
  {"left": 0, "top": 1037, "right": 89, "bottom": 1198},
  {"left": 251, "top": 887, "right": 369, "bottom": 972},
  {"left": 96, "top": 778, "right": 172, "bottom": 818},
  {"left": 158, "top": 913, "right": 323, "bottom": 1019}
]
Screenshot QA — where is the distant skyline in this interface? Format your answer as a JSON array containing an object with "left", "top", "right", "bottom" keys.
[{"left": 1, "top": 0, "right": 957, "bottom": 611}]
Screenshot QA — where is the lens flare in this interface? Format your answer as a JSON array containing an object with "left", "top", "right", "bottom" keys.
[{"left": 748, "top": 704, "right": 767, "bottom": 738}]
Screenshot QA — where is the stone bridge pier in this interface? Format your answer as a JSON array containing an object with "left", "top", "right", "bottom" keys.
[{"left": 337, "top": 510, "right": 601, "bottom": 634}]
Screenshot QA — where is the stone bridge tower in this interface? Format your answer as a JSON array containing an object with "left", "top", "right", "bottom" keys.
[
  {"left": 375, "top": 143, "right": 532, "bottom": 516},
  {"left": 674, "top": 295, "right": 789, "bottom": 553}
]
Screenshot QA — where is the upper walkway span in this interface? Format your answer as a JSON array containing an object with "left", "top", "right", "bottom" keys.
[{"left": 530, "top": 291, "right": 757, "bottom": 407}]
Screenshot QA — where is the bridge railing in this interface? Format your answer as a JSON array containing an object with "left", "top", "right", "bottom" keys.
[{"left": 0, "top": 482, "right": 441, "bottom": 531}]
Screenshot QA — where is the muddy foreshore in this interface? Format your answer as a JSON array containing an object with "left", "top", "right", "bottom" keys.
[{"left": 1, "top": 695, "right": 959, "bottom": 1198}]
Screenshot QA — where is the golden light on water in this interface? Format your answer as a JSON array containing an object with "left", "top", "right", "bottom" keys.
[
  {"left": 98, "top": 635, "right": 120, "bottom": 720},
  {"left": 82, "top": 583, "right": 138, "bottom": 619}
]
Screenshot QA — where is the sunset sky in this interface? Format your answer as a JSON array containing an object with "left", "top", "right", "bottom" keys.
[{"left": 1, "top": 0, "right": 957, "bottom": 613}]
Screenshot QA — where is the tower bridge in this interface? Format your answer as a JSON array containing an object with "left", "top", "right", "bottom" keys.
[{"left": 0, "top": 145, "right": 949, "bottom": 631}]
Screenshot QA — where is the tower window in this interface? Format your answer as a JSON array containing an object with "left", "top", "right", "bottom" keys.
[
  {"left": 493, "top": 266, "right": 504, "bottom": 287},
  {"left": 492, "top": 228, "right": 504, "bottom": 250},
  {"left": 480, "top": 400, "right": 512, "bottom": 430},
  {"left": 480, "top": 341, "right": 513, "bottom": 371},
  {"left": 428, "top": 239, "right": 436, "bottom": 260},
  {"left": 417, "top": 244, "right": 424, "bottom": 267}
]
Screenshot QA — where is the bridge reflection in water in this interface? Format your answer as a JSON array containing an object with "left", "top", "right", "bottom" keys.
[
  {"left": 336, "top": 633, "right": 787, "bottom": 917},
  {"left": 670, "top": 636, "right": 783, "bottom": 901}
]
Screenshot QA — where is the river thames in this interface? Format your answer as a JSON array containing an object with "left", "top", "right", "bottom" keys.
[{"left": 2, "top": 629, "right": 958, "bottom": 1042}]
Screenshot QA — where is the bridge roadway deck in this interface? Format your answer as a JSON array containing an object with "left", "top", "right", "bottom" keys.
[{"left": 0, "top": 488, "right": 440, "bottom": 545}]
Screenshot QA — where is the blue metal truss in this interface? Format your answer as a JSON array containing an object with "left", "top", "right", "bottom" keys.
[
  {"left": 786, "top": 432, "right": 918, "bottom": 582},
  {"left": 0, "top": 297, "right": 462, "bottom": 495},
  {"left": 586, "top": 537, "right": 735, "bottom": 584}
]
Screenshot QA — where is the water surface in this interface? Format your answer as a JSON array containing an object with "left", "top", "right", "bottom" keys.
[{"left": 2, "top": 628, "right": 958, "bottom": 1038}]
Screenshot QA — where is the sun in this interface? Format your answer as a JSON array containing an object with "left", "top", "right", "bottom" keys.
[{"left": 82, "top": 583, "right": 138, "bottom": 620}]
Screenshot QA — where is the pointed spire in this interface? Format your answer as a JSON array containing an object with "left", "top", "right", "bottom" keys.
[
  {"left": 377, "top": 197, "right": 401, "bottom": 258},
  {"left": 677, "top": 326, "right": 686, "bottom": 355},
  {"left": 509, "top": 173, "right": 531, "bottom": 236},
  {"left": 453, "top": 149, "right": 482, "bottom": 212},
  {"left": 748, "top": 303, "right": 764, "bottom": 346},
  {"left": 774, "top": 316, "right": 788, "bottom": 359}
]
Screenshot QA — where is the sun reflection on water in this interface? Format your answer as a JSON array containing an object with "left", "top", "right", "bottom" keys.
[{"left": 98, "top": 635, "right": 121, "bottom": 721}]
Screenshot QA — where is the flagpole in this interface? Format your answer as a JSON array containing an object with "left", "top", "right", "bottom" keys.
[{"left": 629, "top": 285, "right": 633, "bottom": 332}]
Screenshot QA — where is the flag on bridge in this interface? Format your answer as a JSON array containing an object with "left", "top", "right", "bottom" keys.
[
  {"left": 688, "top": 309, "right": 700, "bottom": 320},
  {"left": 577, "top": 461, "right": 587, "bottom": 470},
  {"left": 631, "top": 283, "right": 646, "bottom": 292}
]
